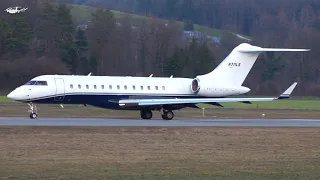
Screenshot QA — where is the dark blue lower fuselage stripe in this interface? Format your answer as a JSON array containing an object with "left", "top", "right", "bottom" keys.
[{"left": 21, "top": 94, "right": 220, "bottom": 110}]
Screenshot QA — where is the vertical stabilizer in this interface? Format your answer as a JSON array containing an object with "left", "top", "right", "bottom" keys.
[{"left": 197, "top": 43, "right": 309, "bottom": 86}]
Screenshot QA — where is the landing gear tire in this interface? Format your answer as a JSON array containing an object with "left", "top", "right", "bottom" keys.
[
  {"left": 161, "top": 110, "right": 174, "bottom": 120},
  {"left": 28, "top": 103, "right": 38, "bottom": 119},
  {"left": 29, "top": 113, "right": 37, "bottom": 119},
  {"left": 140, "top": 110, "right": 153, "bottom": 119}
]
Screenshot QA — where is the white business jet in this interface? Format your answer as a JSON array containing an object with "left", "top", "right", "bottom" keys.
[{"left": 7, "top": 43, "right": 309, "bottom": 120}]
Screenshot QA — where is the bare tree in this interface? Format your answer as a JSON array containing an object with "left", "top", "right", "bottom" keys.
[{"left": 86, "top": 8, "right": 115, "bottom": 75}]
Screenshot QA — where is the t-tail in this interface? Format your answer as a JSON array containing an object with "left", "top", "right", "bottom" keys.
[{"left": 197, "top": 43, "right": 310, "bottom": 86}]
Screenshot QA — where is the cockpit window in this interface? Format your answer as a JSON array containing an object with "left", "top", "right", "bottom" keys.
[
  {"left": 35, "top": 81, "right": 48, "bottom": 85},
  {"left": 24, "top": 81, "right": 47, "bottom": 86},
  {"left": 25, "top": 81, "right": 36, "bottom": 85}
]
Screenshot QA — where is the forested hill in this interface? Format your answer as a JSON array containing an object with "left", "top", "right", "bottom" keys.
[
  {"left": 56, "top": 0, "right": 320, "bottom": 36},
  {"left": 0, "top": 0, "right": 320, "bottom": 96}
]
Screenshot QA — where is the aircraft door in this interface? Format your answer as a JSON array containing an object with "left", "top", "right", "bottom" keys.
[{"left": 54, "top": 78, "right": 65, "bottom": 101}]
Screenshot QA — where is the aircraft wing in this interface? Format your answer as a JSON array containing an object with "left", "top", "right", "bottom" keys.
[{"left": 118, "top": 82, "right": 297, "bottom": 107}]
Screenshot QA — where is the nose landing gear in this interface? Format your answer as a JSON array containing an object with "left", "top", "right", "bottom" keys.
[{"left": 28, "top": 103, "right": 38, "bottom": 119}]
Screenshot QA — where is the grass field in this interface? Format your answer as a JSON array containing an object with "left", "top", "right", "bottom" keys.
[
  {"left": 0, "top": 127, "right": 319, "bottom": 179},
  {"left": 1, "top": 102, "right": 320, "bottom": 119},
  {"left": 198, "top": 98, "right": 320, "bottom": 109},
  {"left": 0, "top": 96, "right": 12, "bottom": 103},
  {"left": 69, "top": 4, "right": 222, "bottom": 37}
]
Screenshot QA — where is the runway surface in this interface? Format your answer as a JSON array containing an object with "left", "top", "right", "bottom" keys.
[{"left": 1, "top": 117, "right": 320, "bottom": 127}]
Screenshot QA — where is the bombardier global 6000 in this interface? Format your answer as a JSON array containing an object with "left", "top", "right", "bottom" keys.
[{"left": 7, "top": 43, "right": 309, "bottom": 120}]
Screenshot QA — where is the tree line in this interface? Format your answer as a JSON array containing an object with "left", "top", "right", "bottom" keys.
[
  {"left": 58, "top": 0, "right": 320, "bottom": 35},
  {"left": 0, "top": 0, "right": 215, "bottom": 91}
]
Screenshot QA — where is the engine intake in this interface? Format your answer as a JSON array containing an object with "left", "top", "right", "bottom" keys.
[
  {"left": 191, "top": 78, "right": 200, "bottom": 93},
  {"left": 190, "top": 77, "right": 251, "bottom": 97}
]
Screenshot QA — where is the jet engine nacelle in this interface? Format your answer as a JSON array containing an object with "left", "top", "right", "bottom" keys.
[{"left": 190, "top": 78, "right": 250, "bottom": 97}]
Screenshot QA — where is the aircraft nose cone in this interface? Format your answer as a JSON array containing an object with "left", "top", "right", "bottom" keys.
[
  {"left": 7, "top": 92, "right": 15, "bottom": 100},
  {"left": 7, "top": 91, "right": 17, "bottom": 100},
  {"left": 7, "top": 90, "right": 28, "bottom": 101}
]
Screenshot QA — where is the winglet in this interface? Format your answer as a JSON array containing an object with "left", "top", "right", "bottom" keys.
[{"left": 277, "top": 82, "right": 298, "bottom": 99}]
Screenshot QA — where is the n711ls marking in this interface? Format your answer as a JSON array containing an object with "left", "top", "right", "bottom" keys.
[{"left": 7, "top": 43, "right": 309, "bottom": 120}]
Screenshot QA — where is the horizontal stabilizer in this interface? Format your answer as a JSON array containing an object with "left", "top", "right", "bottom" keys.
[{"left": 239, "top": 47, "right": 310, "bottom": 53}]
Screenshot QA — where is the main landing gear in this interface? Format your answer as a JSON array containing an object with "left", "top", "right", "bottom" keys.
[
  {"left": 140, "top": 109, "right": 174, "bottom": 120},
  {"left": 28, "top": 103, "right": 38, "bottom": 119},
  {"left": 140, "top": 109, "right": 153, "bottom": 119},
  {"left": 161, "top": 110, "right": 174, "bottom": 120}
]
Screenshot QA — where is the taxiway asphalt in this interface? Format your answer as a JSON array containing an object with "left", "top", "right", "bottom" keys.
[{"left": 0, "top": 117, "right": 320, "bottom": 127}]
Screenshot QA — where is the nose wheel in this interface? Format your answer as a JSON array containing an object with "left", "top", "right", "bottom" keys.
[
  {"left": 29, "top": 112, "right": 37, "bottom": 119},
  {"left": 28, "top": 103, "right": 38, "bottom": 119}
]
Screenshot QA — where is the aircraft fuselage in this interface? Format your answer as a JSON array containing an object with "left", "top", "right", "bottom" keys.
[{"left": 7, "top": 75, "right": 250, "bottom": 110}]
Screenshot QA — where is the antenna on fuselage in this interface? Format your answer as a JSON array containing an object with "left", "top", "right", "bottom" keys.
[
  {"left": 149, "top": 74, "right": 153, "bottom": 78},
  {"left": 170, "top": 75, "right": 173, "bottom": 78},
  {"left": 88, "top": 72, "right": 92, "bottom": 76}
]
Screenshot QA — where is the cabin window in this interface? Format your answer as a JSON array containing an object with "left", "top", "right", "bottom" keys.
[
  {"left": 117, "top": 85, "right": 120, "bottom": 90},
  {"left": 124, "top": 85, "right": 127, "bottom": 90},
  {"left": 101, "top": 85, "right": 105, "bottom": 89},
  {"left": 70, "top": 84, "right": 73, "bottom": 89},
  {"left": 94, "top": 85, "right": 97, "bottom": 89},
  {"left": 78, "top": 85, "right": 81, "bottom": 89},
  {"left": 140, "top": 86, "right": 143, "bottom": 90},
  {"left": 162, "top": 86, "right": 165, "bottom": 90},
  {"left": 109, "top": 85, "right": 112, "bottom": 89},
  {"left": 86, "top": 85, "right": 89, "bottom": 89},
  {"left": 133, "top": 85, "right": 136, "bottom": 90},
  {"left": 155, "top": 86, "right": 158, "bottom": 90},
  {"left": 147, "top": 86, "right": 150, "bottom": 90}
]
